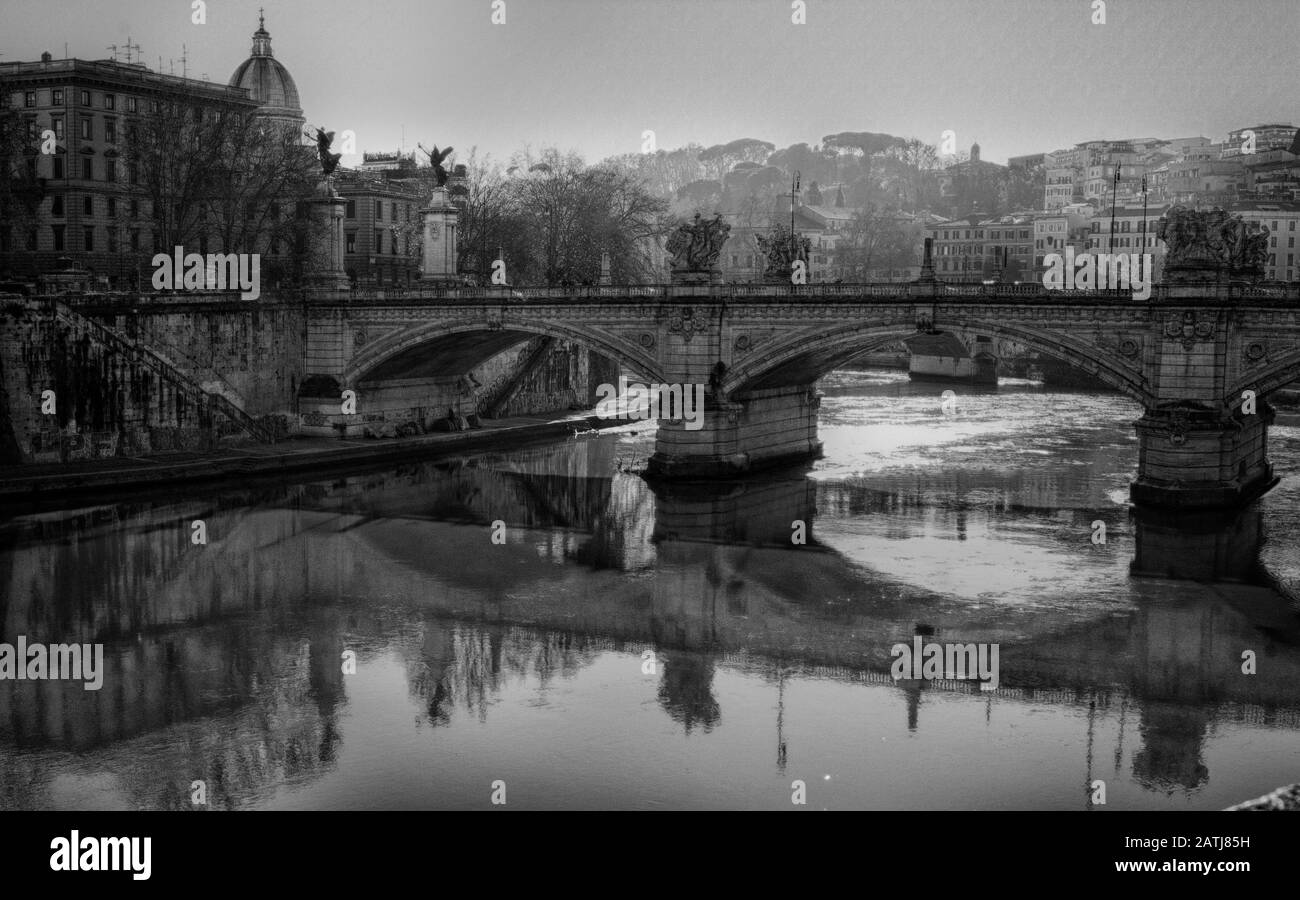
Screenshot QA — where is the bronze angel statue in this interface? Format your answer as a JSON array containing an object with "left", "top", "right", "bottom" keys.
[
  {"left": 665, "top": 213, "right": 730, "bottom": 271},
  {"left": 309, "top": 127, "right": 342, "bottom": 177},
  {"left": 419, "top": 143, "right": 455, "bottom": 186}
]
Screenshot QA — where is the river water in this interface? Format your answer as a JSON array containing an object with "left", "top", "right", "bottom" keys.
[{"left": 1, "top": 371, "right": 1298, "bottom": 810}]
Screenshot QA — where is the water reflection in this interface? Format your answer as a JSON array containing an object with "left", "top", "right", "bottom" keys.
[{"left": 1, "top": 377, "right": 1298, "bottom": 810}]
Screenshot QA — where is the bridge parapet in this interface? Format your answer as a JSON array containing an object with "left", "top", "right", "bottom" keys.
[{"left": 298, "top": 280, "right": 1300, "bottom": 307}]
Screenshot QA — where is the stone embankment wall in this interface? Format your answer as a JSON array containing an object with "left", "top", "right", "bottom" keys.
[{"left": 0, "top": 294, "right": 307, "bottom": 464}]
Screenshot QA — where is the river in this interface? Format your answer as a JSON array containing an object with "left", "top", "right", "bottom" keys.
[{"left": 1, "top": 370, "right": 1297, "bottom": 810}]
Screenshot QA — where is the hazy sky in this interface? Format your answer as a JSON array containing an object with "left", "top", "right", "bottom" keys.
[{"left": 3, "top": 0, "right": 1296, "bottom": 168}]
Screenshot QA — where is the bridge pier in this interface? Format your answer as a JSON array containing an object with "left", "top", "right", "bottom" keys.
[
  {"left": 646, "top": 385, "right": 822, "bottom": 479},
  {"left": 1131, "top": 402, "right": 1278, "bottom": 510}
]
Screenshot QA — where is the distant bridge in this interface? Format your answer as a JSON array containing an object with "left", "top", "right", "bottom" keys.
[{"left": 303, "top": 278, "right": 1300, "bottom": 510}]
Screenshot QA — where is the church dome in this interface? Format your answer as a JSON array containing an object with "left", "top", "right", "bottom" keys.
[{"left": 229, "top": 14, "right": 304, "bottom": 130}]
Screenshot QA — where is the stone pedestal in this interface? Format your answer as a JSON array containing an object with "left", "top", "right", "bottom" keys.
[
  {"left": 646, "top": 385, "right": 822, "bottom": 479},
  {"left": 419, "top": 186, "right": 459, "bottom": 285},
  {"left": 305, "top": 184, "right": 350, "bottom": 292},
  {"left": 1130, "top": 403, "right": 1278, "bottom": 509}
]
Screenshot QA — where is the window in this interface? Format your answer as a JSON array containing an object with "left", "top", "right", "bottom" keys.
[
  {"left": 104, "top": 119, "right": 116, "bottom": 143},
  {"left": 52, "top": 116, "right": 64, "bottom": 140},
  {"left": 104, "top": 94, "right": 115, "bottom": 110},
  {"left": 130, "top": 199, "right": 139, "bottom": 218},
  {"left": 375, "top": 200, "right": 383, "bottom": 219},
  {"left": 107, "top": 198, "right": 116, "bottom": 217},
  {"left": 83, "top": 196, "right": 92, "bottom": 216},
  {"left": 26, "top": 118, "right": 38, "bottom": 140},
  {"left": 107, "top": 228, "right": 118, "bottom": 253},
  {"left": 105, "top": 160, "right": 115, "bottom": 182},
  {"left": 374, "top": 229, "right": 383, "bottom": 252},
  {"left": 24, "top": 91, "right": 36, "bottom": 108},
  {"left": 80, "top": 90, "right": 90, "bottom": 106},
  {"left": 1290, "top": 221, "right": 1296, "bottom": 231},
  {"left": 126, "top": 96, "right": 137, "bottom": 113},
  {"left": 391, "top": 232, "right": 398, "bottom": 254},
  {"left": 83, "top": 226, "right": 94, "bottom": 251},
  {"left": 346, "top": 199, "right": 356, "bottom": 218},
  {"left": 130, "top": 229, "right": 140, "bottom": 251},
  {"left": 51, "top": 196, "right": 64, "bottom": 216},
  {"left": 52, "top": 225, "right": 65, "bottom": 251},
  {"left": 80, "top": 116, "right": 92, "bottom": 139},
  {"left": 391, "top": 204, "right": 397, "bottom": 223},
  {"left": 82, "top": 158, "right": 93, "bottom": 180},
  {"left": 26, "top": 228, "right": 38, "bottom": 251},
  {"left": 53, "top": 90, "right": 63, "bottom": 105},
  {"left": 1290, "top": 237, "right": 1296, "bottom": 248},
  {"left": 52, "top": 157, "right": 64, "bottom": 179},
  {"left": 346, "top": 232, "right": 356, "bottom": 253}
]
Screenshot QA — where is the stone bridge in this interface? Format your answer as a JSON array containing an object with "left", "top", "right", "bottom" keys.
[{"left": 302, "top": 278, "right": 1300, "bottom": 510}]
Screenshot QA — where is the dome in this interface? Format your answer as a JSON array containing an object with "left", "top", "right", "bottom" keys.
[{"left": 229, "top": 14, "right": 304, "bottom": 130}]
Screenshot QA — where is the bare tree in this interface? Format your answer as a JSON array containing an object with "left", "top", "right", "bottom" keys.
[
  {"left": 475, "top": 148, "right": 668, "bottom": 286},
  {"left": 122, "top": 97, "right": 318, "bottom": 278},
  {"left": 0, "top": 74, "right": 47, "bottom": 261}
]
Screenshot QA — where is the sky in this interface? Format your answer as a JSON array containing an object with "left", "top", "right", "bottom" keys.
[{"left": 2, "top": 0, "right": 1297, "bottom": 169}]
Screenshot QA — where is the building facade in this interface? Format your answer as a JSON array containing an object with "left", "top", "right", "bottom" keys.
[{"left": 0, "top": 16, "right": 309, "bottom": 288}]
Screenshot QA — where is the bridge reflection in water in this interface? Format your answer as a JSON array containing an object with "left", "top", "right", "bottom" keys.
[{"left": 1, "top": 425, "right": 1298, "bottom": 810}]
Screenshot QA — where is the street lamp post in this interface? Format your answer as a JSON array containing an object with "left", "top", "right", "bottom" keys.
[
  {"left": 1108, "top": 162, "right": 1120, "bottom": 254},
  {"left": 1140, "top": 173, "right": 1149, "bottom": 281}
]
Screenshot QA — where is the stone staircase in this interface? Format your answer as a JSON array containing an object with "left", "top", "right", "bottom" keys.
[{"left": 51, "top": 302, "right": 276, "bottom": 445}]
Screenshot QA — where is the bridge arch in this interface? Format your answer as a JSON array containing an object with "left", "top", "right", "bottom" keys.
[
  {"left": 1227, "top": 348, "right": 1300, "bottom": 405},
  {"left": 721, "top": 318, "right": 1154, "bottom": 406},
  {"left": 343, "top": 318, "right": 668, "bottom": 387}
]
